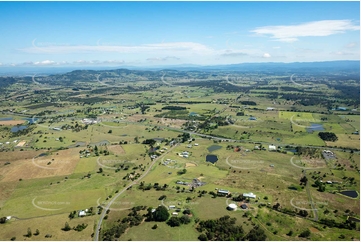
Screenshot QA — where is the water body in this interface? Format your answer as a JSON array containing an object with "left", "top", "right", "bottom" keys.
[
  {"left": 339, "top": 190, "right": 358, "bottom": 198},
  {"left": 286, "top": 149, "right": 297, "bottom": 153},
  {"left": 189, "top": 112, "right": 199, "bottom": 116},
  {"left": 90, "top": 140, "right": 110, "bottom": 146},
  {"left": 207, "top": 145, "right": 222, "bottom": 152},
  {"left": 23, "top": 118, "right": 38, "bottom": 124},
  {"left": 0, "top": 117, "right": 13, "bottom": 121},
  {"left": 68, "top": 141, "right": 86, "bottom": 148},
  {"left": 11, "top": 125, "right": 27, "bottom": 133},
  {"left": 206, "top": 154, "right": 218, "bottom": 164},
  {"left": 307, "top": 123, "right": 325, "bottom": 133}
]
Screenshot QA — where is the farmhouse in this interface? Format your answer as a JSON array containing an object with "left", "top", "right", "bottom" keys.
[
  {"left": 268, "top": 144, "right": 277, "bottom": 151},
  {"left": 169, "top": 205, "right": 176, "bottom": 209},
  {"left": 172, "top": 212, "right": 178, "bottom": 216},
  {"left": 217, "top": 189, "right": 230, "bottom": 196},
  {"left": 266, "top": 107, "right": 275, "bottom": 111},
  {"left": 243, "top": 192, "right": 256, "bottom": 199},
  {"left": 78, "top": 210, "right": 86, "bottom": 217}
]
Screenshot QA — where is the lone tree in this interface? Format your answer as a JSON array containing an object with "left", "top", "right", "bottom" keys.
[
  {"left": 26, "top": 228, "right": 32, "bottom": 238},
  {"left": 299, "top": 229, "right": 311, "bottom": 238},
  {"left": 62, "top": 222, "right": 72, "bottom": 231}
]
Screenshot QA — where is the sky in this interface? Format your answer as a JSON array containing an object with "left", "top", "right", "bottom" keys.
[{"left": 0, "top": 1, "right": 359, "bottom": 68}]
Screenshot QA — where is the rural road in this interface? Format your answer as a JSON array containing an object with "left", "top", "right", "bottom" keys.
[
  {"left": 302, "top": 170, "right": 318, "bottom": 221},
  {"left": 2, "top": 110, "right": 358, "bottom": 154},
  {"left": 94, "top": 143, "right": 178, "bottom": 241}
]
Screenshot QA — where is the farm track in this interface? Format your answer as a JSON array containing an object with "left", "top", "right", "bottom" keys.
[{"left": 94, "top": 143, "right": 179, "bottom": 241}]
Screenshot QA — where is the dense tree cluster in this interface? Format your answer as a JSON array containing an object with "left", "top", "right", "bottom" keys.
[
  {"left": 102, "top": 206, "right": 147, "bottom": 240},
  {"left": 318, "top": 132, "right": 338, "bottom": 142},
  {"left": 240, "top": 101, "right": 257, "bottom": 106},
  {"left": 145, "top": 205, "right": 170, "bottom": 222},
  {"left": 166, "top": 215, "right": 191, "bottom": 227},
  {"left": 196, "top": 215, "right": 247, "bottom": 241},
  {"left": 162, "top": 106, "right": 187, "bottom": 110}
]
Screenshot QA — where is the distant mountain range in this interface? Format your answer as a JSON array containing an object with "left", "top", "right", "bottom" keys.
[{"left": 0, "top": 60, "right": 359, "bottom": 75}]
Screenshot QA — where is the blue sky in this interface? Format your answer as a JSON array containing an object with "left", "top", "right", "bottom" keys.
[{"left": 0, "top": 1, "right": 359, "bottom": 67}]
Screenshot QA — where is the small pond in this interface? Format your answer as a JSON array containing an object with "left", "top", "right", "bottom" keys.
[
  {"left": 307, "top": 123, "right": 325, "bottom": 133},
  {"left": 11, "top": 125, "right": 27, "bottom": 133},
  {"left": 339, "top": 190, "right": 358, "bottom": 198},
  {"left": 23, "top": 118, "right": 38, "bottom": 124},
  {"left": 0, "top": 117, "right": 13, "bottom": 121},
  {"left": 68, "top": 141, "right": 86, "bottom": 148},
  {"left": 206, "top": 154, "right": 218, "bottom": 164},
  {"left": 207, "top": 145, "right": 222, "bottom": 152},
  {"left": 90, "top": 140, "right": 110, "bottom": 146}
]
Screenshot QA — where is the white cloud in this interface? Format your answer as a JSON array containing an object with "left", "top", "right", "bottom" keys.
[
  {"left": 263, "top": 53, "right": 271, "bottom": 58},
  {"left": 20, "top": 41, "right": 212, "bottom": 55},
  {"left": 332, "top": 51, "right": 353, "bottom": 56},
  {"left": 34, "top": 60, "right": 56, "bottom": 66},
  {"left": 251, "top": 20, "right": 359, "bottom": 42},
  {"left": 146, "top": 56, "right": 180, "bottom": 62},
  {"left": 273, "top": 46, "right": 281, "bottom": 49},
  {"left": 346, "top": 42, "right": 358, "bottom": 48},
  {"left": 220, "top": 50, "right": 248, "bottom": 57}
]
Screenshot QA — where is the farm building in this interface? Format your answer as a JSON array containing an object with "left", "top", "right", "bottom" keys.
[
  {"left": 217, "top": 189, "right": 230, "bottom": 196},
  {"left": 268, "top": 144, "right": 277, "bottom": 151},
  {"left": 266, "top": 107, "right": 275, "bottom": 111},
  {"left": 172, "top": 212, "right": 178, "bottom": 216},
  {"left": 243, "top": 192, "right": 256, "bottom": 199},
  {"left": 78, "top": 210, "right": 86, "bottom": 217},
  {"left": 169, "top": 205, "right": 176, "bottom": 209},
  {"left": 240, "top": 204, "right": 248, "bottom": 209},
  {"left": 227, "top": 203, "right": 237, "bottom": 211}
]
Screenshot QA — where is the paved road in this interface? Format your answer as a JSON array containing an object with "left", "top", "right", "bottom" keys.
[{"left": 94, "top": 143, "right": 178, "bottom": 241}]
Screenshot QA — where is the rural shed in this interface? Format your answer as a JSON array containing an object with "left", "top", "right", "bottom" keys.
[
  {"left": 217, "top": 189, "right": 230, "bottom": 196},
  {"left": 243, "top": 192, "right": 256, "bottom": 199},
  {"left": 227, "top": 203, "right": 237, "bottom": 211},
  {"left": 78, "top": 210, "right": 86, "bottom": 217}
]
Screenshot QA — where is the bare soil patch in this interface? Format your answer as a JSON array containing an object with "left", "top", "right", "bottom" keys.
[
  {"left": 0, "top": 148, "right": 82, "bottom": 182},
  {"left": 0, "top": 120, "right": 25, "bottom": 126},
  {"left": 108, "top": 145, "right": 126, "bottom": 155},
  {"left": 185, "top": 162, "right": 197, "bottom": 168},
  {"left": 15, "top": 140, "right": 26, "bottom": 147}
]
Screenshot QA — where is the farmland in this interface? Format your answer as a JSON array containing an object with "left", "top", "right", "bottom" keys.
[{"left": 0, "top": 66, "right": 359, "bottom": 241}]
